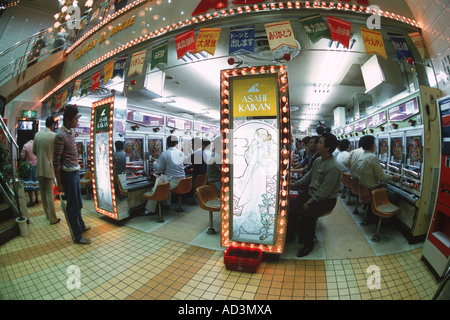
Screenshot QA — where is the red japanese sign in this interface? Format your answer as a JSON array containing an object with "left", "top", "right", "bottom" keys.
[
  {"left": 327, "top": 16, "right": 352, "bottom": 48},
  {"left": 175, "top": 29, "right": 196, "bottom": 59},
  {"left": 192, "top": 0, "right": 227, "bottom": 16}
]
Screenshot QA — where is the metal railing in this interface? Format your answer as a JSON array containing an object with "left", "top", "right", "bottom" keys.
[{"left": 0, "top": 114, "right": 21, "bottom": 218}]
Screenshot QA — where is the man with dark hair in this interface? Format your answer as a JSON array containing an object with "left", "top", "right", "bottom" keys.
[
  {"left": 33, "top": 116, "right": 59, "bottom": 225},
  {"left": 148, "top": 135, "right": 186, "bottom": 213},
  {"left": 54, "top": 105, "right": 91, "bottom": 244},
  {"left": 289, "top": 133, "right": 341, "bottom": 257},
  {"left": 335, "top": 139, "right": 351, "bottom": 173},
  {"left": 356, "top": 135, "right": 400, "bottom": 190},
  {"left": 291, "top": 136, "right": 320, "bottom": 176},
  {"left": 113, "top": 140, "right": 126, "bottom": 201}
]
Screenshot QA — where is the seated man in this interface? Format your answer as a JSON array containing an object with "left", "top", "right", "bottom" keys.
[
  {"left": 335, "top": 139, "right": 351, "bottom": 173},
  {"left": 289, "top": 133, "right": 341, "bottom": 258},
  {"left": 356, "top": 135, "right": 400, "bottom": 190}
]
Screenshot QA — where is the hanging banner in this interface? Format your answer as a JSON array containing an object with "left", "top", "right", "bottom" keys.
[
  {"left": 91, "top": 70, "right": 102, "bottom": 93},
  {"left": 175, "top": 29, "right": 196, "bottom": 59},
  {"left": 55, "top": 94, "right": 62, "bottom": 111},
  {"left": 113, "top": 55, "right": 127, "bottom": 78},
  {"left": 264, "top": 20, "right": 297, "bottom": 51},
  {"left": 61, "top": 90, "right": 68, "bottom": 108},
  {"left": 195, "top": 28, "right": 221, "bottom": 55},
  {"left": 104, "top": 60, "right": 114, "bottom": 84},
  {"left": 192, "top": 0, "right": 227, "bottom": 16},
  {"left": 128, "top": 50, "right": 146, "bottom": 77},
  {"left": 80, "top": 78, "right": 90, "bottom": 96},
  {"left": 300, "top": 15, "right": 331, "bottom": 44},
  {"left": 327, "top": 16, "right": 352, "bottom": 48},
  {"left": 229, "top": 26, "right": 255, "bottom": 54},
  {"left": 151, "top": 41, "right": 169, "bottom": 69},
  {"left": 360, "top": 27, "right": 387, "bottom": 60},
  {"left": 67, "top": 83, "right": 75, "bottom": 103},
  {"left": 73, "top": 79, "right": 82, "bottom": 97},
  {"left": 388, "top": 32, "right": 413, "bottom": 62},
  {"left": 409, "top": 32, "right": 427, "bottom": 61}
]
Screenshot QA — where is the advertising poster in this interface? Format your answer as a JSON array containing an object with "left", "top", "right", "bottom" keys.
[
  {"left": 93, "top": 103, "right": 114, "bottom": 213},
  {"left": 231, "top": 74, "right": 279, "bottom": 245}
]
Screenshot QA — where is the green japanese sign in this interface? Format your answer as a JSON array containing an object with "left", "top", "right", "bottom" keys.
[
  {"left": 94, "top": 104, "right": 110, "bottom": 133},
  {"left": 151, "top": 41, "right": 168, "bottom": 69},
  {"left": 300, "top": 15, "right": 331, "bottom": 44}
]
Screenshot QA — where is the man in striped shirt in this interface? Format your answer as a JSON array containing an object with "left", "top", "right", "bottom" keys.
[{"left": 54, "top": 105, "right": 91, "bottom": 245}]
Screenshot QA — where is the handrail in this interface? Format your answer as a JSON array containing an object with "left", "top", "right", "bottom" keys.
[{"left": 0, "top": 114, "right": 21, "bottom": 218}]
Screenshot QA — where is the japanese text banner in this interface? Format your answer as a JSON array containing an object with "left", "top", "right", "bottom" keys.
[
  {"left": 195, "top": 28, "right": 221, "bottom": 55},
  {"left": 264, "top": 20, "right": 297, "bottom": 51},
  {"left": 361, "top": 27, "right": 387, "bottom": 60},
  {"left": 229, "top": 26, "right": 255, "bottom": 54},
  {"left": 300, "top": 15, "right": 331, "bottom": 43},
  {"left": 175, "top": 29, "right": 196, "bottom": 59},
  {"left": 128, "top": 50, "right": 146, "bottom": 77},
  {"left": 327, "top": 16, "right": 351, "bottom": 49}
]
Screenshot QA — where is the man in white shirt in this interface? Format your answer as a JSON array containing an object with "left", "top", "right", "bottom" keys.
[
  {"left": 345, "top": 143, "right": 364, "bottom": 179},
  {"left": 356, "top": 135, "right": 400, "bottom": 190},
  {"left": 33, "top": 116, "right": 59, "bottom": 225},
  {"left": 147, "top": 135, "right": 186, "bottom": 213},
  {"left": 335, "top": 139, "right": 351, "bottom": 173}
]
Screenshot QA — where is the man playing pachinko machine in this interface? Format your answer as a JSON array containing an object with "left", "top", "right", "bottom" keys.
[{"left": 289, "top": 133, "right": 341, "bottom": 258}]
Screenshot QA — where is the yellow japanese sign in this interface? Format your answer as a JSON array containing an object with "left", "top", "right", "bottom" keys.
[
  {"left": 232, "top": 75, "right": 278, "bottom": 118},
  {"left": 360, "top": 27, "right": 387, "bottom": 60},
  {"left": 195, "top": 28, "right": 221, "bottom": 55}
]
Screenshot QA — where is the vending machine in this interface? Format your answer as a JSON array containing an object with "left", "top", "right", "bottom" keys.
[{"left": 422, "top": 95, "right": 450, "bottom": 279}]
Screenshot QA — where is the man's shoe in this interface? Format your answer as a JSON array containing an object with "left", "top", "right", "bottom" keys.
[
  {"left": 83, "top": 226, "right": 91, "bottom": 232},
  {"left": 297, "top": 244, "right": 314, "bottom": 258},
  {"left": 76, "top": 238, "right": 91, "bottom": 245},
  {"left": 50, "top": 218, "right": 61, "bottom": 225}
]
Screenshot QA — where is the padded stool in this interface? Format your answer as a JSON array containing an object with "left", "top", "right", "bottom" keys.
[
  {"left": 143, "top": 182, "right": 170, "bottom": 222},
  {"left": 80, "top": 170, "right": 92, "bottom": 200},
  {"left": 341, "top": 172, "right": 352, "bottom": 203},
  {"left": 370, "top": 188, "right": 400, "bottom": 242},
  {"left": 358, "top": 183, "right": 371, "bottom": 226},
  {"left": 196, "top": 185, "right": 221, "bottom": 234},
  {"left": 170, "top": 176, "right": 193, "bottom": 212}
]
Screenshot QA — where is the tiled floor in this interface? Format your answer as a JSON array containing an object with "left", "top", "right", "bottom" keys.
[{"left": 0, "top": 194, "right": 441, "bottom": 301}]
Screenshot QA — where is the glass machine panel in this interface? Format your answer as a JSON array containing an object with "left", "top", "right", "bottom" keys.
[
  {"left": 378, "top": 136, "right": 389, "bottom": 172},
  {"left": 124, "top": 137, "right": 146, "bottom": 184},
  {"left": 388, "top": 134, "right": 403, "bottom": 187},
  {"left": 403, "top": 133, "right": 423, "bottom": 195},
  {"left": 147, "top": 137, "right": 164, "bottom": 176}
]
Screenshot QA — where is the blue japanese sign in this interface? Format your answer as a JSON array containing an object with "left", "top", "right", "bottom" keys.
[
  {"left": 388, "top": 32, "right": 413, "bottom": 62},
  {"left": 229, "top": 26, "right": 255, "bottom": 55}
]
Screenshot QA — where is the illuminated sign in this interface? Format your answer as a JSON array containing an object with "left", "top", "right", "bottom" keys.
[
  {"left": 22, "top": 110, "right": 37, "bottom": 118},
  {"left": 91, "top": 97, "right": 117, "bottom": 219},
  {"left": 75, "top": 16, "right": 135, "bottom": 60},
  {"left": 221, "top": 65, "right": 290, "bottom": 254},
  {"left": 194, "top": 0, "right": 370, "bottom": 15},
  {"left": 232, "top": 76, "right": 278, "bottom": 117}
]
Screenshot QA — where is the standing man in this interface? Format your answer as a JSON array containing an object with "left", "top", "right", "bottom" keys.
[
  {"left": 33, "top": 116, "right": 59, "bottom": 225},
  {"left": 289, "top": 133, "right": 341, "bottom": 257},
  {"left": 113, "top": 140, "right": 127, "bottom": 201},
  {"left": 54, "top": 105, "right": 91, "bottom": 245}
]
